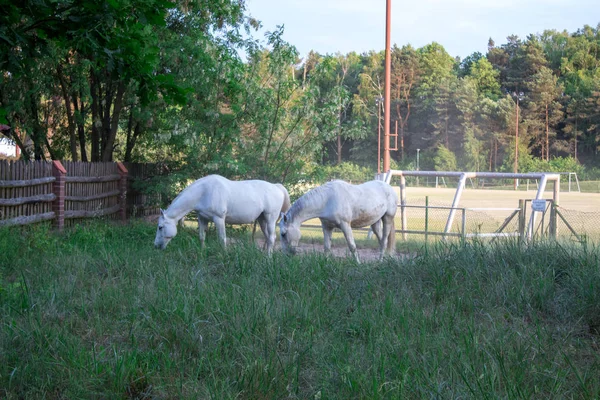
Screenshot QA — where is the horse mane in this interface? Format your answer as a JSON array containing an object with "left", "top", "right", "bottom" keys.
[
  {"left": 288, "top": 181, "right": 340, "bottom": 221},
  {"left": 166, "top": 175, "right": 217, "bottom": 216}
]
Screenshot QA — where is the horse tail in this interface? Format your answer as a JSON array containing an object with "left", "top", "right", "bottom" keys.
[
  {"left": 387, "top": 217, "right": 396, "bottom": 254},
  {"left": 251, "top": 220, "right": 258, "bottom": 242},
  {"left": 276, "top": 183, "right": 291, "bottom": 214}
]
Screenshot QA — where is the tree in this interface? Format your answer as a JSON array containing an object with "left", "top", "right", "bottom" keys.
[
  {"left": 526, "top": 66, "right": 564, "bottom": 160},
  {"left": 458, "top": 51, "right": 483, "bottom": 77},
  {"left": 414, "top": 43, "right": 458, "bottom": 152},
  {"left": 469, "top": 58, "right": 501, "bottom": 100},
  {"left": 391, "top": 44, "right": 420, "bottom": 161},
  {"left": 433, "top": 144, "right": 457, "bottom": 171},
  {"left": 240, "top": 27, "right": 343, "bottom": 183},
  {"left": 0, "top": 0, "right": 247, "bottom": 162}
]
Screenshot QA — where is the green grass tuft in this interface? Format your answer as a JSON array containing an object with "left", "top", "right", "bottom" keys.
[{"left": 1, "top": 222, "right": 599, "bottom": 398}]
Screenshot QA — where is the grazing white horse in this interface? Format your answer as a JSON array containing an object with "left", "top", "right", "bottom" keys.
[
  {"left": 279, "top": 180, "right": 397, "bottom": 262},
  {"left": 154, "top": 175, "right": 290, "bottom": 255}
]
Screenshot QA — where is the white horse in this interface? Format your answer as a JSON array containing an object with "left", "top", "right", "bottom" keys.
[
  {"left": 154, "top": 175, "right": 290, "bottom": 255},
  {"left": 279, "top": 180, "right": 397, "bottom": 262}
]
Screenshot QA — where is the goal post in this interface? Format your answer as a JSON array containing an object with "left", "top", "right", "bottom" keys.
[{"left": 381, "top": 170, "right": 561, "bottom": 241}]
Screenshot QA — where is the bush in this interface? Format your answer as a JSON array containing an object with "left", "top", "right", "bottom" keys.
[{"left": 317, "top": 162, "right": 376, "bottom": 183}]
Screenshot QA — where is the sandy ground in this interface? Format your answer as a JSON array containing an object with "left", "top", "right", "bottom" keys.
[{"left": 251, "top": 236, "right": 415, "bottom": 263}]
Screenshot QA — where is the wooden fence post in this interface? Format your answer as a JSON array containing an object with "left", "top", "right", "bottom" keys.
[
  {"left": 52, "top": 161, "right": 66, "bottom": 231},
  {"left": 117, "top": 162, "right": 128, "bottom": 222}
]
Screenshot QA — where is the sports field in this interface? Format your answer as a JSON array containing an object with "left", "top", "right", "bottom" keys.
[{"left": 401, "top": 186, "right": 599, "bottom": 213}]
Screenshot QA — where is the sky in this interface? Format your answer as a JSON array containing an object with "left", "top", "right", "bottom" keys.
[{"left": 244, "top": 0, "right": 599, "bottom": 61}]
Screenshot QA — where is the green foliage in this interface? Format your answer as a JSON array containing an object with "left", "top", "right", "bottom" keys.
[
  {"left": 433, "top": 144, "right": 457, "bottom": 171},
  {"left": 1, "top": 5, "right": 600, "bottom": 180},
  {"left": 317, "top": 162, "right": 375, "bottom": 183},
  {"left": 1, "top": 222, "right": 599, "bottom": 398},
  {"left": 469, "top": 57, "right": 502, "bottom": 100},
  {"left": 518, "top": 155, "right": 584, "bottom": 174}
]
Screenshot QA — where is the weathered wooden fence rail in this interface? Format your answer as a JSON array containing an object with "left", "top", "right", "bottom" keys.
[{"left": 0, "top": 160, "right": 162, "bottom": 230}]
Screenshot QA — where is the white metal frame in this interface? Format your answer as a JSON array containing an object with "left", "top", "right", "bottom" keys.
[{"left": 381, "top": 170, "right": 561, "bottom": 241}]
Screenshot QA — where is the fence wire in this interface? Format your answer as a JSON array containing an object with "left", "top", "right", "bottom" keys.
[
  {"left": 556, "top": 207, "right": 600, "bottom": 243},
  {"left": 396, "top": 198, "right": 519, "bottom": 239},
  {"left": 396, "top": 196, "right": 599, "bottom": 244}
]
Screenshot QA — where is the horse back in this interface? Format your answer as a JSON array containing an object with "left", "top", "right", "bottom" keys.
[
  {"left": 346, "top": 180, "right": 397, "bottom": 226},
  {"left": 223, "top": 180, "right": 284, "bottom": 223}
]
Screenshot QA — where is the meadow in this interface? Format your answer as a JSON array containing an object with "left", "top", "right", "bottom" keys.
[{"left": 1, "top": 221, "right": 600, "bottom": 399}]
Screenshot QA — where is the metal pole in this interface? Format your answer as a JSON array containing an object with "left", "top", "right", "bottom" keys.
[
  {"left": 383, "top": 0, "right": 392, "bottom": 173},
  {"left": 514, "top": 96, "right": 519, "bottom": 190},
  {"left": 444, "top": 173, "right": 467, "bottom": 239},
  {"left": 551, "top": 175, "right": 560, "bottom": 239},
  {"left": 527, "top": 174, "right": 548, "bottom": 240},
  {"left": 377, "top": 97, "right": 382, "bottom": 174},
  {"left": 518, "top": 199, "right": 526, "bottom": 244},
  {"left": 461, "top": 209, "right": 467, "bottom": 245},
  {"left": 425, "top": 195, "right": 429, "bottom": 254},
  {"left": 399, "top": 174, "right": 407, "bottom": 240},
  {"left": 416, "top": 148, "right": 420, "bottom": 187}
]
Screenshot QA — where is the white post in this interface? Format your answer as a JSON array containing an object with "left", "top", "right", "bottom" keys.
[
  {"left": 399, "top": 174, "right": 407, "bottom": 240},
  {"left": 444, "top": 173, "right": 467, "bottom": 239},
  {"left": 527, "top": 174, "right": 548, "bottom": 240}
]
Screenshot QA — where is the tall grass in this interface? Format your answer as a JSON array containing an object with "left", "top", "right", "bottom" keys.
[{"left": 1, "top": 222, "right": 599, "bottom": 399}]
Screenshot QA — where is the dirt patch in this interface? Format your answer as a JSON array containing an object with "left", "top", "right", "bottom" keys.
[{"left": 252, "top": 237, "right": 415, "bottom": 262}]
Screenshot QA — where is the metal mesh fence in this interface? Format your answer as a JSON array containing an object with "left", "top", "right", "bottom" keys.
[
  {"left": 395, "top": 198, "right": 521, "bottom": 240},
  {"left": 395, "top": 196, "right": 600, "bottom": 244},
  {"left": 555, "top": 207, "right": 600, "bottom": 243}
]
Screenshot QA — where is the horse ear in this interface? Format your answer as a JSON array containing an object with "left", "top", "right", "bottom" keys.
[
  {"left": 281, "top": 212, "right": 287, "bottom": 222},
  {"left": 160, "top": 209, "right": 165, "bottom": 216}
]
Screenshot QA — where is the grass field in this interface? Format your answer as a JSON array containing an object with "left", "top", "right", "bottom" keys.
[{"left": 1, "top": 221, "right": 600, "bottom": 399}]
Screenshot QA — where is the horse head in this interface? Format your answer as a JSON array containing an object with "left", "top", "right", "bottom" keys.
[
  {"left": 154, "top": 209, "right": 178, "bottom": 249},
  {"left": 279, "top": 212, "right": 301, "bottom": 255}
]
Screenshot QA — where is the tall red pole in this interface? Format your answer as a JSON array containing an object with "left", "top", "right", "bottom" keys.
[
  {"left": 377, "top": 99, "right": 381, "bottom": 174},
  {"left": 383, "top": 0, "right": 392, "bottom": 173},
  {"left": 514, "top": 96, "right": 519, "bottom": 190}
]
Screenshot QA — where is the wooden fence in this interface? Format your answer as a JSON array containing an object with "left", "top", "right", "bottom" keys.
[
  {"left": 124, "top": 162, "right": 163, "bottom": 218},
  {"left": 0, "top": 160, "right": 163, "bottom": 229}
]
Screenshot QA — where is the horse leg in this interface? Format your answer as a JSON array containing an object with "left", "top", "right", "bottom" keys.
[
  {"left": 321, "top": 223, "right": 334, "bottom": 254},
  {"left": 198, "top": 216, "right": 209, "bottom": 248},
  {"left": 379, "top": 216, "right": 394, "bottom": 260},
  {"left": 371, "top": 220, "right": 382, "bottom": 242},
  {"left": 259, "top": 215, "right": 276, "bottom": 256},
  {"left": 339, "top": 221, "right": 359, "bottom": 263},
  {"left": 257, "top": 218, "right": 267, "bottom": 250},
  {"left": 213, "top": 217, "right": 227, "bottom": 248}
]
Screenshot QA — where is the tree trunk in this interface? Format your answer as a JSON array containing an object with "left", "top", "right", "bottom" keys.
[
  {"left": 337, "top": 108, "right": 342, "bottom": 164},
  {"left": 73, "top": 90, "right": 88, "bottom": 162},
  {"left": 400, "top": 123, "right": 405, "bottom": 161},
  {"left": 101, "top": 80, "right": 114, "bottom": 158},
  {"left": 545, "top": 103, "right": 549, "bottom": 161},
  {"left": 102, "top": 81, "right": 126, "bottom": 162},
  {"left": 4, "top": 123, "right": 28, "bottom": 160},
  {"left": 125, "top": 108, "right": 143, "bottom": 162},
  {"left": 28, "top": 94, "right": 45, "bottom": 160},
  {"left": 574, "top": 113, "right": 578, "bottom": 161},
  {"left": 90, "top": 73, "right": 100, "bottom": 161},
  {"left": 494, "top": 140, "right": 498, "bottom": 171},
  {"left": 56, "top": 64, "right": 78, "bottom": 161},
  {"left": 488, "top": 138, "right": 493, "bottom": 171}
]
